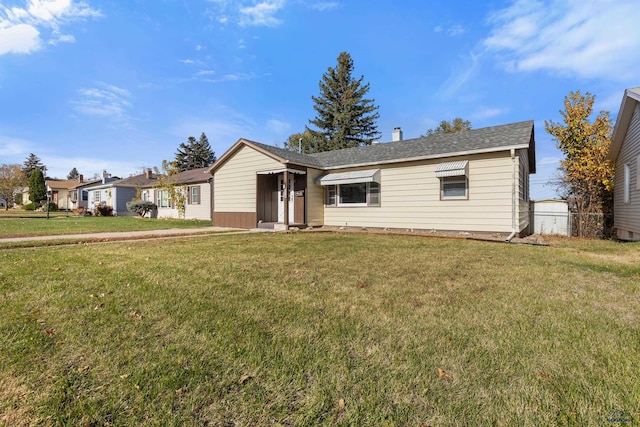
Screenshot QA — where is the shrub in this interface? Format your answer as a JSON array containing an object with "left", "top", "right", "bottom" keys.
[
  {"left": 23, "top": 202, "right": 36, "bottom": 211},
  {"left": 45, "top": 202, "right": 58, "bottom": 212},
  {"left": 126, "top": 200, "right": 157, "bottom": 217},
  {"left": 95, "top": 205, "right": 114, "bottom": 216},
  {"left": 14, "top": 193, "right": 23, "bottom": 205}
]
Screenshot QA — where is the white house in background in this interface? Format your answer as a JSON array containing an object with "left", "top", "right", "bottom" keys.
[
  {"left": 82, "top": 170, "right": 156, "bottom": 216},
  {"left": 607, "top": 87, "right": 640, "bottom": 241},
  {"left": 209, "top": 120, "right": 536, "bottom": 237},
  {"left": 140, "top": 167, "right": 213, "bottom": 220}
]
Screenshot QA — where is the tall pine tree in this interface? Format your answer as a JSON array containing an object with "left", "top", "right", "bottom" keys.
[
  {"left": 307, "top": 52, "right": 380, "bottom": 151},
  {"left": 67, "top": 167, "right": 80, "bottom": 180},
  {"left": 22, "top": 153, "right": 45, "bottom": 179},
  {"left": 174, "top": 132, "right": 216, "bottom": 171}
]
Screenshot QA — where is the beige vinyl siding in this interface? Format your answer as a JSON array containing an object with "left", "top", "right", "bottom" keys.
[
  {"left": 518, "top": 148, "right": 531, "bottom": 232},
  {"left": 614, "top": 103, "right": 640, "bottom": 238},
  {"left": 306, "top": 168, "right": 324, "bottom": 226},
  {"left": 214, "top": 145, "right": 283, "bottom": 213},
  {"left": 323, "top": 151, "right": 516, "bottom": 232}
]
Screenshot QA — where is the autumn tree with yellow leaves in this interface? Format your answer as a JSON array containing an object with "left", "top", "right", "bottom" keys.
[{"left": 545, "top": 91, "right": 614, "bottom": 237}]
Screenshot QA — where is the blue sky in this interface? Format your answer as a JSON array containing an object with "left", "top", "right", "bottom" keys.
[{"left": 1, "top": 0, "right": 639, "bottom": 199}]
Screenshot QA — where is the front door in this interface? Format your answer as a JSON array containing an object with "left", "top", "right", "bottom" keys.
[{"left": 278, "top": 175, "right": 294, "bottom": 223}]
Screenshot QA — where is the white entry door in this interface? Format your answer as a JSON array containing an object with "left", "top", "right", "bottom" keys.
[{"left": 278, "top": 175, "right": 294, "bottom": 223}]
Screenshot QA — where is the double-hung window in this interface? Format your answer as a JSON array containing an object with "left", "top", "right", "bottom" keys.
[
  {"left": 158, "top": 190, "right": 171, "bottom": 208},
  {"left": 188, "top": 186, "right": 200, "bottom": 204}
]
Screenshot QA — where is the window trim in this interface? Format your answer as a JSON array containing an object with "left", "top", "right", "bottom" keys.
[
  {"left": 188, "top": 185, "right": 201, "bottom": 205},
  {"left": 325, "top": 182, "right": 380, "bottom": 207},
  {"left": 158, "top": 189, "right": 171, "bottom": 208},
  {"left": 624, "top": 163, "right": 631, "bottom": 203},
  {"left": 440, "top": 176, "right": 469, "bottom": 200}
]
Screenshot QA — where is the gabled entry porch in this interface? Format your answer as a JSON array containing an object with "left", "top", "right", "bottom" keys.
[{"left": 256, "top": 168, "right": 306, "bottom": 230}]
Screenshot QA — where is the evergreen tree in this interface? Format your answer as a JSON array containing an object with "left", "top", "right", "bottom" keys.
[
  {"left": 67, "top": 167, "right": 80, "bottom": 180},
  {"left": 22, "top": 153, "right": 45, "bottom": 179},
  {"left": 174, "top": 132, "right": 216, "bottom": 171},
  {"left": 282, "top": 130, "right": 325, "bottom": 153},
  {"left": 29, "top": 168, "right": 46, "bottom": 204},
  {"left": 424, "top": 118, "right": 472, "bottom": 136},
  {"left": 308, "top": 52, "right": 380, "bottom": 151}
]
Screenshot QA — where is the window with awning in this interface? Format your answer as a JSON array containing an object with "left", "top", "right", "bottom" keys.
[
  {"left": 318, "top": 169, "right": 381, "bottom": 207},
  {"left": 436, "top": 161, "right": 469, "bottom": 200},
  {"left": 434, "top": 161, "right": 468, "bottom": 178}
]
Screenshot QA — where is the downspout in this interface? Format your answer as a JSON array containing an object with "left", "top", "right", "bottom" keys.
[{"left": 505, "top": 148, "right": 517, "bottom": 242}]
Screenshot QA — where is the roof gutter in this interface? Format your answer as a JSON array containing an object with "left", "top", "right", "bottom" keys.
[{"left": 505, "top": 148, "right": 517, "bottom": 243}]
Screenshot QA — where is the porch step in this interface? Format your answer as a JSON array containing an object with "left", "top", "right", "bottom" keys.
[{"left": 257, "top": 222, "right": 276, "bottom": 230}]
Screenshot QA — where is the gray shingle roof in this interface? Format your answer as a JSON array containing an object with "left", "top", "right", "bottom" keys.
[
  {"left": 248, "top": 140, "right": 325, "bottom": 168},
  {"left": 309, "top": 120, "right": 534, "bottom": 169},
  {"left": 245, "top": 120, "right": 534, "bottom": 170},
  {"left": 111, "top": 173, "right": 159, "bottom": 188}
]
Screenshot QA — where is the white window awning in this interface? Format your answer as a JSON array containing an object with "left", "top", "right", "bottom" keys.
[
  {"left": 435, "top": 160, "right": 468, "bottom": 178},
  {"left": 316, "top": 169, "right": 380, "bottom": 186}
]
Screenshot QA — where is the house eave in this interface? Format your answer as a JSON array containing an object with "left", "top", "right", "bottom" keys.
[{"left": 608, "top": 88, "right": 640, "bottom": 161}]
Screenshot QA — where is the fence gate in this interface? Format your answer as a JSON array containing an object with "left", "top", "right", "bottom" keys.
[{"left": 530, "top": 200, "right": 570, "bottom": 236}]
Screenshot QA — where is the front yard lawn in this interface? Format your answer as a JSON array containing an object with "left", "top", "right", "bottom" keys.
[
  {"left": 0, "top": 216, "right": 212, "bottom": 238},
  {"left": 1, "top": 233, "right": 638, "bottom": 425}
]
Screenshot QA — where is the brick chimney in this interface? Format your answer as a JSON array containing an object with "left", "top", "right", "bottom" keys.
[
  {"left": 78, "top": 174, "right": 84, "bottom": 183},
  {"left": 392, "top": 127, "right": 403, "bottom": 142},
  {"left": 145, "top": 168, "right": 152, "bottom": 179}
]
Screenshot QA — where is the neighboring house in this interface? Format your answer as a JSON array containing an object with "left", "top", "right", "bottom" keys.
[
  {"left": 83, "top": 170, "right": 156, "bottom": 216},
  {"left": 68, "top": 176, "right": 102, "bottom": 210},
  {"left": 45, "top": 175, "right": 100, "bottom": 211},
  {"left": 140, "top": 167, "right": 213, "bottom": 220},
  {"left": 209, "top": 120, "right": 536, "bottom": 236},
  {"left": 607, "top": 87, "right": 640, "bottom": 241}
]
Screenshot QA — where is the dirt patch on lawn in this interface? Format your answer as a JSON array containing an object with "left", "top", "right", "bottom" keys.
[{"left": 302, "top": 225, "right": 550, "bottom": 245}]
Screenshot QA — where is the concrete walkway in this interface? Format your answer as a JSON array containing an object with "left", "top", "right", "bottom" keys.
[{"left": 0, "top": 226, "right": 272, "bottom": 244}]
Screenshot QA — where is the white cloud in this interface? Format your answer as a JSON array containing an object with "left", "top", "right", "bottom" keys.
[
  {"left": 437, "top": 51, "right": 480, "bottom": 99},
  {"left": 41, "top": 155, "right": 144, "bottom": 181},
  {"left": 537, "top": 156, "right": 563, "bottom": 166},
  {"left": 471, "top": 107, "right": 507, "bottom": 121},
  {"left": 70, "top": 83, "right": 133, "bottom": 122},
  {"left": 266, "top": 119, "right": 291, "bottom": 134},
  {"left": 48, "top": 33, "right": 75, "bottom": 45},
  {"left": 0, "top": 23, "right": 40, "bottom": 54},
  {"left": 311, "top": 2, "right": 339, "bottom": 11},
  {"left": 0, "top": 134, "right": 32, "bottom": 157},
  {"left": 484, "top": 0, "right": 640, "bottom": 81},
  {"left": 239, "top": 0, "right": 285, "bottom": 27},
  {"left": 434, "top": 24, "right": 466, "bottom": 37},
  {"left": 447, "top": 24, "right": 465, "bottom": 37},
  {"left": 0, "top": 0, "right": 101, "bottom": 55}
]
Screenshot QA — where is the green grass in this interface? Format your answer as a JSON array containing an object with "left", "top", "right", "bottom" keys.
[
  {"left": 0, "top": 216, "right": 212, "bottom": 238},
  {"left": 1, "top": 233, "right": 639, "bottom": 426}
]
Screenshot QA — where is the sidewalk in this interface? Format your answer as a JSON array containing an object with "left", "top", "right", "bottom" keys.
[{"left": 0, "top": 226, "right": 272, "bottom": 244}]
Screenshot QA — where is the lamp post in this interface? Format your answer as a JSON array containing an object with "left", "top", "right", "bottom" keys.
[{"left": 46, "top": 186, "right": 51, "bottom": 219}]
